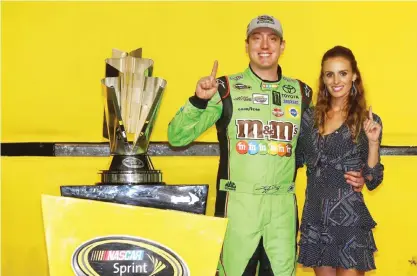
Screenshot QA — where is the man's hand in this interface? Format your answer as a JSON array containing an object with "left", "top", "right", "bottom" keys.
[
  {"left": 344, "top": 170, "right": 365, "bottom": 192},
  {"left": 195, "top": 61, "right": 219, "bottom": 100}
]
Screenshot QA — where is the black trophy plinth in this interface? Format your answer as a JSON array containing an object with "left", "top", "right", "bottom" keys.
[
  {"left": 60, "top": 154, "right": 209, "bottom": 215},
  {"left": 60, "top": 184, "right": 208, "bottom": 215}
]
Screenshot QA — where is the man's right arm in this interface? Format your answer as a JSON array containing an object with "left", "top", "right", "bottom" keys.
[
  {"left": 167, "top": 93, "right": 222, "bottom": 147},
  {"left": 167, "top": 61, "right": 223, "bottom": 147}
]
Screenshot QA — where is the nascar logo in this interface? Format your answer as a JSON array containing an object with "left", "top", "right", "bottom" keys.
[{"left": 90, "top": 250, "right": 144, "bottom": 261}]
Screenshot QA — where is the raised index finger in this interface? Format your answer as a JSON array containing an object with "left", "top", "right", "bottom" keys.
[
  {"left": 369, "top": 106, "right": 373, "bottom": 120},
  {"left": 211, "top": 60, "right": 218, "bottom": 78}
]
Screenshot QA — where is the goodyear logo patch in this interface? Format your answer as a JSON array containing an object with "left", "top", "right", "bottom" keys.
[{"left": 72, "top": 236, "right": 189, "bottom": 276}]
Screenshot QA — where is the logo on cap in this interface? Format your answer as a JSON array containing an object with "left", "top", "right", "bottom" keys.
[
  {"left": 247, "top": 14, "right": 283, "bottom": 37},
  {"left": 257, "top": 15, "right": 275, "bottom": 25}
]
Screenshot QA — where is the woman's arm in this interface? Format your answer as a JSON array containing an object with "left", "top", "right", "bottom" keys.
[{"left": 359, "top": 109, "right": 384, "bottom": 190}]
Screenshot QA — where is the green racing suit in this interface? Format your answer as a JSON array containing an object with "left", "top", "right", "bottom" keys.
[{"left": 168, "top": 66, "right": 313, "bottom": 276}]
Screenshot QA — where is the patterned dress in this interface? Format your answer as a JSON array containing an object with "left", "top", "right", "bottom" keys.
[{"left": 296, "top": 107, "right": 384, "bottom": 271}]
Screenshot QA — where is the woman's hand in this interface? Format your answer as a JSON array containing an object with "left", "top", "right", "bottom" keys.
[{"left": 363, "top": 106, "right": 381, "bottom": 144}]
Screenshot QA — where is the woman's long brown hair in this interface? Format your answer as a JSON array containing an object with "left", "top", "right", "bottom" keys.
[{"left": 314, "top": 45, "right": 368, "bottom": 141}]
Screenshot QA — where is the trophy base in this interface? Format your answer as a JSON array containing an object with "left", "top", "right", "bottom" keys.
[
  {"left": 100, "top": 171, "right": 163, "bottom": 185},
  {"left": 99, "top": 154, "right": 163, "bottom": 185}
]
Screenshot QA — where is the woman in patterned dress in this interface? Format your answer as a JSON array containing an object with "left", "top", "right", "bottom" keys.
[{"left": 296, "top": 45, "right": 384, "bottom": 276}]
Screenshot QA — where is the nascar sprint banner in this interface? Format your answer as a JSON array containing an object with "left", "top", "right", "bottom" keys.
[
  {"left": 41, "top": 195, "right": 227, "bottom": 276},
  {"left": 71, "top": 236, "right": 189, "bottom": 276}
]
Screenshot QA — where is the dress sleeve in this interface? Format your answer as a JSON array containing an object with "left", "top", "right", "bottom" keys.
[
  {"left": 295, "top": 108, "right": 312, "bottom": 169},
  {"left": 357, "top": 114, "right": 384, "bottom": 190}
]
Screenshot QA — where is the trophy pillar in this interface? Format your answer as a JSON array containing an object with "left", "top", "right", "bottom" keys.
[{"left": 100, "top": 48, "right": 166, "bottom": 185}]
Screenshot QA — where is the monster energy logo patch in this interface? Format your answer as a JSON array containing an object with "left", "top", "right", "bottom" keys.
[{"left": 272, "top": 91, "right": 281, "bottom": 106}]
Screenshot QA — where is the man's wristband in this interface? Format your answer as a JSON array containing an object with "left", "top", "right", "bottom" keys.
[{"left": 189, "top": 95, "right": 209, "bottom": 109}]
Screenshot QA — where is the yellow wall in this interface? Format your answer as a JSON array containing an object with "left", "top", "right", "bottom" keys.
[
  {"left": 2, "top": 2, "right": 417, "bottom": 276},
  {"left": 2, "top": 1, "right": 417, "bottom": 144}
]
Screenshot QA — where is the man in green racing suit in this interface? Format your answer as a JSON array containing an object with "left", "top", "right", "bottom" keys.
[{"left": 168, "top": 15, "right": 363, "bottom": 276}]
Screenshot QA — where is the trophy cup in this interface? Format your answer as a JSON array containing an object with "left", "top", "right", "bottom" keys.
[
  {"left": 60, "top": 48, "right": 209, "bottom": 214},
  {"left": 100, "top": 47, "right": 165, "bottom": 185}
]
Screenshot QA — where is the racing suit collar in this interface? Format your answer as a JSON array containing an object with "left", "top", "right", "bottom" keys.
[
  {"left": 246, "top": 65, "right": 283, "bottom": 91},
  {"left": 248, "top": 64, "right": 282, "bottom": 83}
]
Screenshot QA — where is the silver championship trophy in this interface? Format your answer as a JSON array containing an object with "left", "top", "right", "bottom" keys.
[
  {"left": 100, "top": 48, "right": 165, "bottom": 185},
  {"left": 60, "top": 48, "right": 209, "bottom": 215}
]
